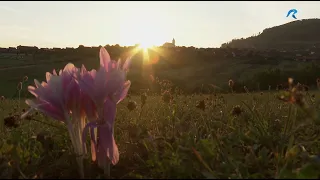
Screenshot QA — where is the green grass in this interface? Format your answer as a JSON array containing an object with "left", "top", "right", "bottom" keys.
[
  {"left": 0, "top": 50, "right": 316, "bottom": 97},
  {"left": 0, "top": 53, "right": 100, "bottom": 98},
  {"left": 2, "top": 90, "right": 320, "bottom": 179},
  {"left": 1, "top": 49, "right": 320, "bottom": 178}
]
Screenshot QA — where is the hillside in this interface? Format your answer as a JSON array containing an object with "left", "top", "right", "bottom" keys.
[{"left": 221, "top": 19, "right": 320, "bottom": 50}]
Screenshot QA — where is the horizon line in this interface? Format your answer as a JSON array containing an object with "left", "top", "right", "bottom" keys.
[{"left": 0, "top": 43, "right": 220, "bottom": 49}]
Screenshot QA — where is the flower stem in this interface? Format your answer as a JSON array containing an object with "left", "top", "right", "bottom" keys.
[
  {"left": 76, "top": 155, "right": 85, "bottom": 179},
  {"left": 66, "top": 116, "right": 85, "bottom": 179},
  {"left": 104, "top": 159, "right": 111, "bottom": 179}
]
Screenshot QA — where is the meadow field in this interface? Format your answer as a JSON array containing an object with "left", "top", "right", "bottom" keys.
[
  {"left": 1, "top": 83, "right": 320, "bottom": 178},
  {"left": 1, "top": 45, "right": 320, "bottom": 179}
]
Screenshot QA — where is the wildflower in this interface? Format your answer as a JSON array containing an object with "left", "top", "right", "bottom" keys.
[
  {"left": 36, "top": 132, "right": 54, "bottom": 151},
  {"left": 277, "top": 79, "right": 306, "bottom": 108},
  {"left": 317, "top": 78, "right": 320, "bottom": 89},
  {"left": 285, "top": 145, "right": 301, "bottom": 160},
  {"left": 149, "top": 75, "right": 155, "bottom": 82},
  {"left": 296, "top": 82, "right": 303, "bottom": 91},
  {"left": 270, "top": 119, "right": 282, "bottom": 133},
  {"left": 4, "top": 115, "right": 20, "bottom": 128},
  {"left": 141, "top": 92, "right": 147, "bottom": 107},
  {"left": 228, "top": 79, "right": 234, "bottom": 88},
  {"left": 276, "top": 84, "right": 283, "bottom": 91},
  {"left": 21, "top": 63, "right": 87, "bottom": 178},
  {"left": 288, "top": 78, "right": 294, "bottom": 85},
  {"left": 232, "top": 105, "right": 242, "bottom": 116},
  {"left": 244, "top": 86, "right": 249, "bottom": 94},
  {"left": 127, "top": 100, "right": 137, "bottom": 111},
  {"left": 228, "top": 79, "right": 234, "bottom": 93},
  {"left": 23, "top": 76, "right": 28, "bottom": 82},
  {"left": 162, "top": 91, "right": 172, "bottom": 103},
  {"left": 196, "top": 100, "right": 206, "bottom": 111},
  {"left": 80, "top": 47, "right": 131, "bottom": 168},
  {"left": 17, "top": 82, "right": 22, "bottom": 91}
]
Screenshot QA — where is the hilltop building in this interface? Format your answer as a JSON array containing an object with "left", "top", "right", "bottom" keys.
[{"left": 163, "top": 38, "right": 176, "bottom": 48}]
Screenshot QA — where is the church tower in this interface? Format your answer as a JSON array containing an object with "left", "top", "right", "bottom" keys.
[{"left": 172, "top": 38, "right": 175, "bottom": 46}]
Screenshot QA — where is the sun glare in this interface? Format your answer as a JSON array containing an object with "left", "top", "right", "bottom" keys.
[{"left": 139, "top": 42, "right": 154, "bottom": 50}]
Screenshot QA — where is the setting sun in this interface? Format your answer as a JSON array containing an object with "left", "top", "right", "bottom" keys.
[
  {"left": 117, "top": 9, "right": 171, "bottom": 48},
  {"left": 139, "top": 41, "right": 154, "bottom": 50}
]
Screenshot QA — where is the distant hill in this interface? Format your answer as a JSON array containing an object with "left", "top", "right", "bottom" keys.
[{"left": 221, "top": 18, "right": 320, "bottom": 50}]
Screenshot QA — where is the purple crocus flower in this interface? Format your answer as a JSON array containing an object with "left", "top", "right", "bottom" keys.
[
  {"left": 21, "top": 63, "right": 89, "bottom": 178},
  {"left": 80, "top": 47, "right": 131, "bottom": 166}
]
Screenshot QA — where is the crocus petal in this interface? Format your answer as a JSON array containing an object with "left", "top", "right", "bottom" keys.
[
  {"left": 61, "top": 64, "right": 77, "bottom": 89},
  {"left": 117, "top": 59, "right": 122, "bottom": 70},
  {"left": 97, "top": 126, "right": 119, "bottom": 165},
  {"left": 116, "top": 80, "right": 131, "bottom": 104},
  {"left": 46, "top": 75, "right": 63, "bottom": 96},
  {"left": 93, "top": 68, "right": 110, "bottom": 105},
  {"left": 103, "top": 99, "right": 117, "bottom": 128},
  {"left": 34, "top": 79, "right": 41, "bottom": 88},
  {"left": 97, "top": 144, "right": 107, "bottom": 168},
  {"left": 27, "top": 86, "right": 38, "bottom": 98},
  {"left": 80, "top": 64, "right": 87, "bottom": 75},
  {"left": 46, "top": 72, "right": 52, "bottom": 82},
  {"left": 105, "top": 70, "right": 126, "bottom": 96},
  {"left": 99, "top": 47, "right": 111, "bottom": 70},
  {"left": 90, "top": 127, "right": 97, "bottom": 161},
  {"left": 91, "top": 138, "right": 97, "bottom": 161},
  {"left": 81, "top": 92, "right": 97, "bottom": 122},
  {"left": 65, "top": 80, "right": 81, "bottom": 116},
  {"left": 29, "top": 81, "right": 63, "bottom": 111},
  {"left": 107, "top": 60, "right": 117, "bottom": 72},
  {"left": 122, "top": 56, "right": 132, "bottom": 72},
  {"left": 111, "top": 61, "right": 116, "bottom": 71},
  {"left": 53, "top": 69, "right": 57, "bottom": 76},
  {"left": 21, "top": 107, "right": 34, "bottom": 119},
  {"left": 77, "top": 70, "right": 97, "bottom": 105},
  {"left": 82, "top": 121, "right": 98, "bottom": 154},
  {"left": 63, "top": 63, "right": 76, "bottom": 72},
  {"left": 88, "top": 99, "right": 119, "bottom": 165},
  {"left": 25, "top": 99, "right": 65, "bottom": 121}
]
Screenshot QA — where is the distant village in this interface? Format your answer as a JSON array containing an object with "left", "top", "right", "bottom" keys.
[
  {"left": 1, "top": 37, "right": 320, "bottom": 62},
  {"left": 0, "top": 38, "right": 177, "bottom": 54}
]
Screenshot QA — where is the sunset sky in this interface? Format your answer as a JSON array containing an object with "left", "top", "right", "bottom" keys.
[{"left": 0, "top": 1, "right": 319, "bottom": 48}]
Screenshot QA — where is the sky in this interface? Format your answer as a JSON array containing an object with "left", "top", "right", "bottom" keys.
[{"left": 0, "top": 1, "right": 320, "bottom": 48}]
